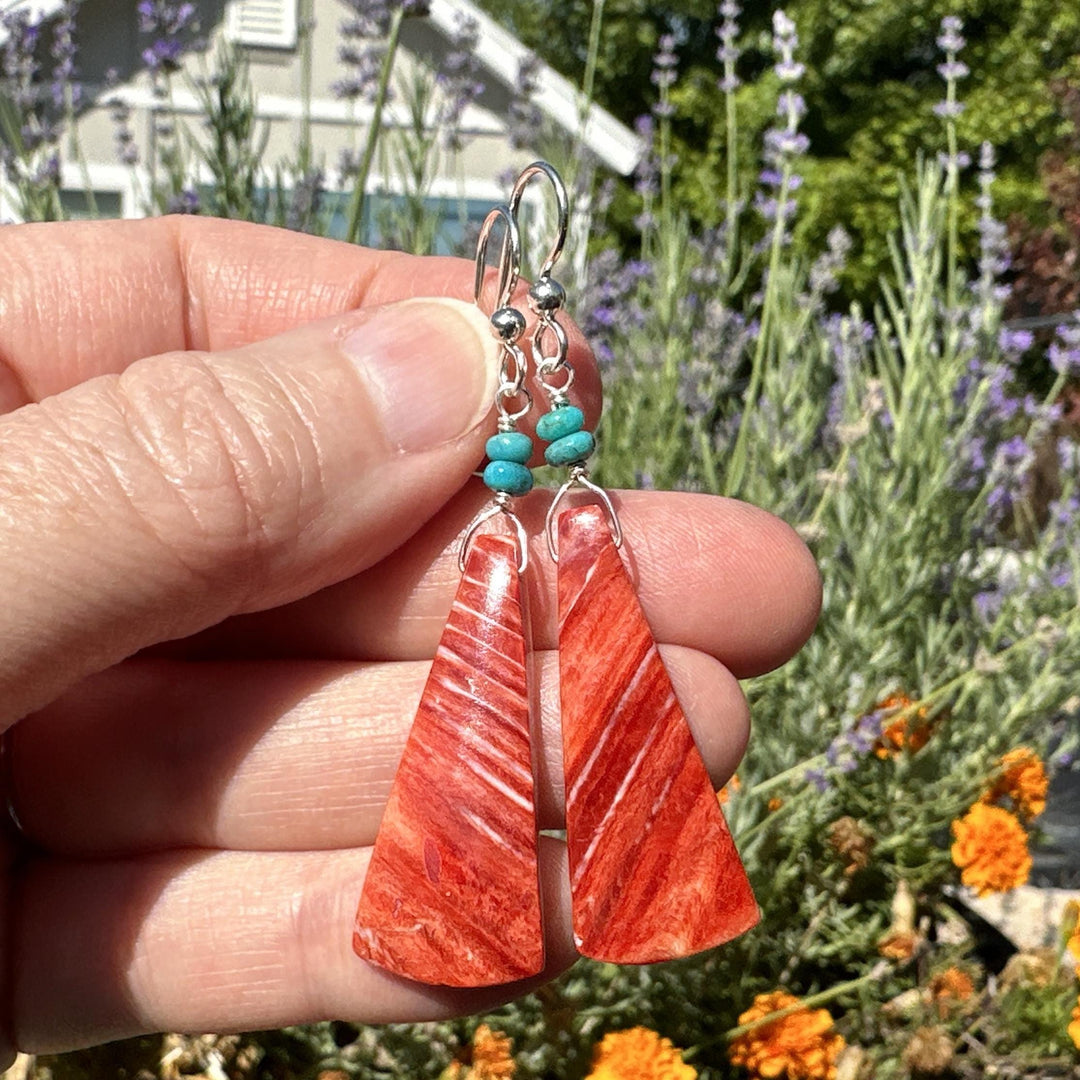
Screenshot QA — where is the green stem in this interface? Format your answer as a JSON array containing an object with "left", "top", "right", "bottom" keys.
[
  {"left": 344, "top": 5, "right": 405, "bottom": 245},
  {"left": 722, "top": 970, "right": 881, "bottom": 1040},
  {"left": 726, "top": 163, "right": 792, "bottom": 495},
  {"left": 578, "top": 0, "right": 606, "bottom": 141},
  {"left": 658, "top": 92, "right": 672, "bottom": 233},
  {"left": 724, "top": 77, "right": 739, "bottom": 289},
  {"left": 298, "top": 0, "right": 314, "bottom": 174},
  {"left": 944, "top": 77, "right": 959, "bottom": 324},
  {"left": 737, "top": 788, "right": 804, "bottom": 844}
]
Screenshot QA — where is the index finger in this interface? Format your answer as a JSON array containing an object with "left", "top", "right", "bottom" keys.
[{"left": 0, "top": 216, "right": 598, "bottom": 409}]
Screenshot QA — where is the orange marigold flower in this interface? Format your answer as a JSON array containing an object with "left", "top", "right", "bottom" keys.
[
  {"left": 1070, "top": 997, "right": 1080, "bottom": 1052},
  {"left": 728, "top": 991, "right": 845, "bottom": 1080},
  {"left": 872, "top": 693, "right": 932, "bottom": 759},
  {"left": 718, "top": 774, "right": 742, "bottom": 805},
  {"left": 950, "top": 803, "right": 1031, "bottom": 896},
  {"left": 444, "top": 1025, "right": 515, "bottom": 1080},
  {"left": 929, "top": 967, "right": 975, "bottom": 1016},
  {"left": 877, "top": 930, "right": 918, "bottom": 961},
  {"left": 586, "top": 1027, "right": 696, "bottom": 1080},
  {"left": 980, "top": 747, "right": 1048, "bottom": 820}
]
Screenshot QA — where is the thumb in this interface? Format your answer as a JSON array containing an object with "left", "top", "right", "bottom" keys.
[{"left": 0, "top": 296, "right": 498, "bottom": 726}]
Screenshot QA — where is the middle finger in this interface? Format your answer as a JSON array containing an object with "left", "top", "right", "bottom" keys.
[{"left": 12, "top": 651, "right": 748, "bottom": 855}]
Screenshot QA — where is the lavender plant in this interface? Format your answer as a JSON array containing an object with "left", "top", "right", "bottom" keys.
[{"left": 19, "top": 2, "right": 1080, "bottom": 1078}]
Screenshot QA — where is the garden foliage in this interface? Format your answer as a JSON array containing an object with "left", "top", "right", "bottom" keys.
[{"left": 479, "top": 0, "right": 1080, "bottom": 297}]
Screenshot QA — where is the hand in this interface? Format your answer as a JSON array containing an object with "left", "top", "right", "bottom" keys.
[{"left": 0, "top": 217, "right": 820, "bottom": 1061}]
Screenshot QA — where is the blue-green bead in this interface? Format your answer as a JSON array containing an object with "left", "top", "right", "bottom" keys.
[
  {"left": 485, "top": 431, "right": 533, "bottom": 464},
  {"left": 544, "top": 429, "right": 595, "bottom": 466},
  {"left": 536, "top": 405, "right": 584, "bottom": 443},
  {"left": 482, "top": 459, "right": 534, "bottom": 495}
]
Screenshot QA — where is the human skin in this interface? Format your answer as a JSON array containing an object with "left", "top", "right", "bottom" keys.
[{"left": 0, "top": 216, "right": 821, "bottom": 1063}]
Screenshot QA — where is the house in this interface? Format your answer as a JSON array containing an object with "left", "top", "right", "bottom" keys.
[{"left": 0, "top": 0, "right": 643, "bottom": 259}]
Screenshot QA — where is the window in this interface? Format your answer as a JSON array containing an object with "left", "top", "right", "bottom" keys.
[
  {"left": 323, "top": 193, "right": 494, "bottom": 256},
  {"left": 225, "top": 0, "right": 298, "bottom": 49},
  {"left": 59, "top": 189, "right": 124, "bottom": 220}
]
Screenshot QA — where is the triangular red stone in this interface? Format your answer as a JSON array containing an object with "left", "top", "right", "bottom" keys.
[
  {"left": 353, "top": 534, "right": 544, "bottom": 986},
  {"left": 558, "top": 505, "right": 759, "bottom": 963}
]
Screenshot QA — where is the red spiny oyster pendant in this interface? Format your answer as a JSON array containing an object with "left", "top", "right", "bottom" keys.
[
  {"left": 557, "top": 505, "right": 759, "bottom": 963},
  {"left": 353, "top": 534, "right": 544, "bottom": 986}
]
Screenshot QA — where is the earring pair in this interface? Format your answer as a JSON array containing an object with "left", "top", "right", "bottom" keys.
[{"left": 352, "top": 163, "right": 758, "bottom": 987}]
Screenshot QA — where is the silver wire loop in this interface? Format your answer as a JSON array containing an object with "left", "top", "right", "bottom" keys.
[
  {"left": 545, "top": 466, "right": 624, "bottom": 563},
  {"left": 459, "top": 497, "right": 530, "bottom": 575},
  {"left": 474, "top": 204, "right": 521, "bottom": 315},
  {"left": 495, "top": 339, "right": 532, "bottom": 427},
  {"left": 508, "top": 161, "right": 569, "bottom": 279},
  {"left": 532, "top": 317, "right": 569, "bottom": 371}
]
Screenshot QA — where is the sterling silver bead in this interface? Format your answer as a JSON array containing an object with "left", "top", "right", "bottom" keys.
[
  {"left": 528, "top": 277, "right": 566, "bottom": 312},
  {"left": 491, "top": 306, "right": 527, "bottom": 342}
]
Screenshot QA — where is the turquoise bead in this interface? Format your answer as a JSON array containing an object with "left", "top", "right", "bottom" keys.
[
  {"left": 544, "top": 429, "right": 595, "bottom": 466},
  {"left": 483, "top": 459, "right": 534, "bottom": 495},
  {"left": 536, "top": 405, "right": 584, "bottom": 443},
  {"left": 485, "top": 431, "right": 533, "bottom": 464}
]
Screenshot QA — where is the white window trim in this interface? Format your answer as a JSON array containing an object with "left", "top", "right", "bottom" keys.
[
  {"left": 225, "top": 0, "right": 298, "bottom": 50},
  {"left": 0, "top": 161, "right": 141, "bottom": 223},
  {"left": 60, "top": 161, "right": 141, "bottom": 219}
]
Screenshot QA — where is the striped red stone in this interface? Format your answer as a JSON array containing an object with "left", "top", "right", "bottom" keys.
[
  {"left": 353, "top": 534, "right": 544, "bottom": 986},
  {"left": 558, "top": 505, "right": 759, "bottom": 963}
]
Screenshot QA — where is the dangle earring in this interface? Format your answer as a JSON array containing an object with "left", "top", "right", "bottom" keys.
[
  {"left": 510, "top": 161, "right": 760, "bottom": 964},
  {"left": 353, "top": 206, "right": 544, "bottom": 987}
]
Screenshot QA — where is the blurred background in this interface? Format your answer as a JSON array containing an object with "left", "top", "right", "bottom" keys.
[{"left": 3, "top": 0, "right": 1080, "bottom": 1076}]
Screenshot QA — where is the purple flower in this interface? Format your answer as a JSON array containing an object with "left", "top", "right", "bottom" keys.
[
  {"left": 335, "top": 0, "right": 395, "bottom": 102},
  {"left": 650, "top": 33, "right": 679, "bottom": 116},
  {"left": 809, "top": 225, "right": 851, "bottom": 295},
  {"left": 286, "top": 167, "right": 325, "bottom": 232},
  {"left": 507, "top": 53, "right": 541, "bottom": 150},
  {"left": 653, "top": 33, "right": 678, "bottom": 73},
  {"left": 1048, "top": 322, "right": 1080, "bottom": 379},
  {"left": 764, "top": 128, "right": 809, "bottom": 158},
  {"left": 985, "top": 435, "right": 1035, "bottom": 521},
  {"left": 974, "top": 590, "right": 1003, "bottom": 622},
  {"left": 933, "top": 100, "right": 965, "bottom": 119},
  {"left": 166, "top": 186, "right": 200, "bottom": 214},
  {"left": 772, "top": 10, "right": 804, "bottom": 82},
  {"left": 937, "top": 59, "right": 969, "bottom": 81},
  {"left": 137, "top": 0, "right": 197, "bottom": 73},
  {"left": 578, "top": 249, "right": 652, "bottom": 373},
  {"left": 106, "top": 71, "right": 140, "bottom": 166},
  {"left": 49, "top": 0, "right": 81, "bottom": 109},
  {"left": 937, "top": 15, "right": 965, "bottom": 54},
  {"left": 934, "top": 15, "right": 966, "bottom": 122},
  {"left": 998, "top": 327, "right": 1033, "bottom": 356},
  {"left": 633, "top": 112, "right": 659, "bottom": 203},
  {"left": 2, "top": 10, "right": 43, "bottom": 113},
  {"left": 437, "top": 12, "right": 483, "bottom": 151}
]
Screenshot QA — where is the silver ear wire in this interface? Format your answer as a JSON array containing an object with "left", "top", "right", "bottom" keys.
[
  {"left": 507, "top": 161, "right": 569, "bottom": 280},
  {"left": 473, "top": 204, "right": 521, "bottom": 314}
]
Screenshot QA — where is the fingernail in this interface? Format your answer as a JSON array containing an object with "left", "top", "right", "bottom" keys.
[{"left": 341, "top": 298, "right": 498, "bottom": 453}]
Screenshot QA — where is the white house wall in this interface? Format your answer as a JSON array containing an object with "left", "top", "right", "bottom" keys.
[{"left": 53, "top": 0, "right": 620, "bottom": 220}]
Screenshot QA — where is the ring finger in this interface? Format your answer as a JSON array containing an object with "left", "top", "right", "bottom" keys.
[{"left": 11, "top": 651, "right": 749, "bottom": 855}]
